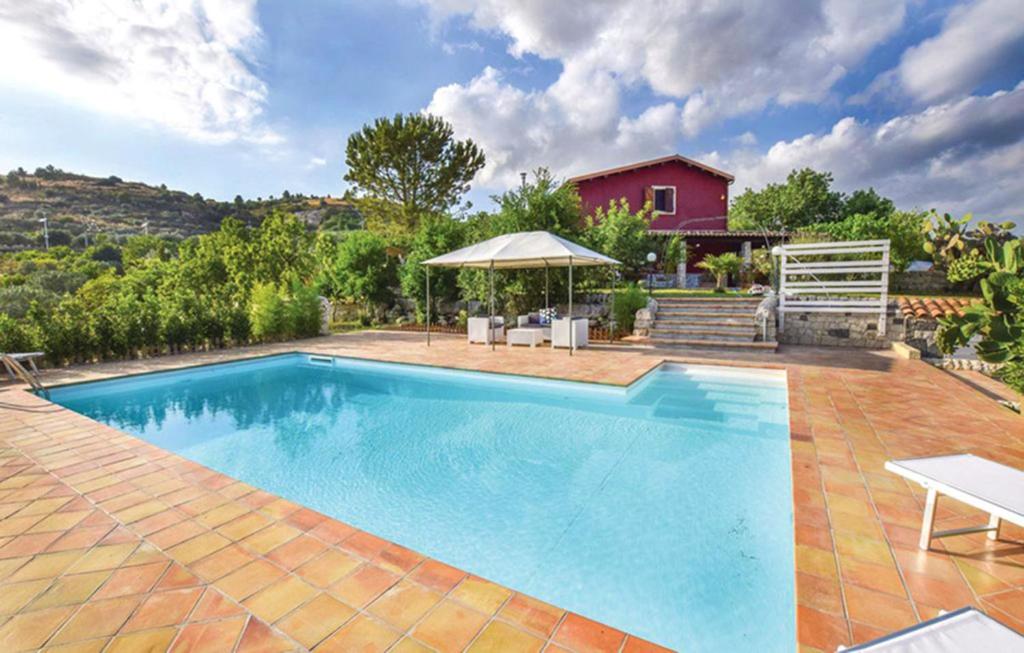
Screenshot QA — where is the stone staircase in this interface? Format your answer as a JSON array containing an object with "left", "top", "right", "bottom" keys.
[{"left": 647, "top": 296, "right": 777, "bottom": 352}]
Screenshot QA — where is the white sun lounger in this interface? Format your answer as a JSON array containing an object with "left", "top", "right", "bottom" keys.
[
  {"left": 838, "top": 606, "right": 1024, "bottom": 652},
  {"left": 884, "top": 454, "right": 1024, "bottom": 550}
]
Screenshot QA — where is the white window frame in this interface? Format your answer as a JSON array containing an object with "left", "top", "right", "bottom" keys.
[{"left": 651, "top": 185, "right": 676, "bottom": 215}]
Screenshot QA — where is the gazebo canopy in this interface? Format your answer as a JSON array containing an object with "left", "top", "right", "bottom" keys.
[{"left": 421, "top": 231, "right": 619, "bottom": 269}]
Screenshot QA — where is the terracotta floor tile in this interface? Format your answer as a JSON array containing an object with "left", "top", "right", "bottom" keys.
[
  {"left": 329, "top": 563, "right": 400, "bottom": 609},
  {"left": 66, "top": 543, "right": 137, "bottom": 574},
  {"left": 314, "top": 614, "right": 400, "bottom": 653},
  {"left": 797, "top": 605, "right": 849, "bottom": 651},
  {"left": 28, "top": 570, "right": 111, "bottom": 609},
  {"left": 155, "top": 563, "right": 204, "bottom": 591},
  {"left": 215, "top": 559, "right": 287, "bottom": 602},
  {"left": 838, "top": 556, "right": 907, "bottom": 598},
  {"left": 0, "top": 578, "right": 51, "bottom": 615},
  {"left": 295, "top": 548, "right": 361, "bottom": 588},
  {"left": 170, "top": 615, "right": 247, "bottom": 652},
  {"left": 367, "top": 579, "right": 442, "bottom": 631},
  {"left": 308, "top": 519, "right": 356, "bottom": 545},
  {"left": 391, "top": 637, "right": 434, "bottom": 653},
  {"left": 338, "top": 530, "right": 389, "bottom": 559},
  {"left": 191, "top": 544, "right": 257, "bottom": 582},
  {"left": 902, "top": 570, "right": 976, "bottom": 611},
  {"left": 105, "top": 626, "right": 178, "bottom": 653},
  {"left": 795, "top": 544, "right": 838, "bottom": 581},
  {"left": 373, "top": 542, "right": 424, "bottom": 575},
  {"left": 266, "top": 534, "right": 326, "bottom": 570},
  {"left": 46, "top": 525, "right": 113, "bottom": 553},
  {"left": 241, "top": 523, "right": 301, "bottom": 555},
  {"left": 275, "top": 592, "right": 355, "bottom": 648},
  {"left": 242, "top": 575, "right": 318, "bottom": 624},
  {"left": 235, "top": 617, "right": 295, "bottom": 653},
  {"left": 7, "top": 549, "right": 86, "bottom": 582},
  {"left": 148, "top": 521, "right": 206, "bottom": 549},
  {"left": 191, "top": 587, "right": 246, "bottom": 620},
  {"left": 468, "top": 620, "right": 544, "bottom": 653},
  {"left": 450, "top": 576, "right": 512, "bottom": 616},
  {"left": 0, "top": 531, "right": 64, "bottom": 558},
  {"left": 409, "top": 558, "right": 467, "bottom": 594},
  {"left": 285, "top": 507, "right": 326, "bottom": 532},
  {"left": 412, "top": 599, "right": 489, "bottom": 653},
  {"left": 196, "top": 502, "right": 249, "bottom": 529},
  {"left": 167, "top": 531, "right": 231, "bottom": 565},
  {"left": 93, "top": 561, "right": 169, "bottom": 599},
  {"left": 844, "top": 584, "right": 918, "bottom": 632},
  {"left": 0, "top": 605, "right": 75, "bottom": 651},
  {"left": 796, "top": 571, "right": 844, "bottom": 615},
  {"left": 497, "top": 593, "right": 565, "bottom": 639},
  {"left": 553, "top": 612, "right": 626, "bottom": 653},
  {"left": 49, "top": 596, "right": 141, "bottom": 644},
  {"left": 216, "top": 512, "right": 271, "bottom": 541},
  {"left": 122, "top": 587, "right": 203, "bottom": 632}
]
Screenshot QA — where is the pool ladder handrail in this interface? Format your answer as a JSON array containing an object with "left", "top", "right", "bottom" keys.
[{"left": 1, "top": 354, "right": 48, "bottom": 397}]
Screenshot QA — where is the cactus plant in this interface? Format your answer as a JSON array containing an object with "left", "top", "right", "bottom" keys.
[
  {"left": 937, "top": 238, "right": 1024, "bottom": 370},
  {"left": 922, "top": 211, "right": 1017, "bottom": 271}
]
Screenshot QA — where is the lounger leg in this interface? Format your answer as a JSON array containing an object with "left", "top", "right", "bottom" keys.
[
  {"left": 919, "top": 488, "right": 938, "bottom": 550},
  {"left": 987, "top": 514, "right": 1001, "bottom": 541}
]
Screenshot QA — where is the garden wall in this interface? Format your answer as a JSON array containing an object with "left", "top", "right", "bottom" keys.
[{"left": 777, "top": 302, "right": 905, "bottom": 349}]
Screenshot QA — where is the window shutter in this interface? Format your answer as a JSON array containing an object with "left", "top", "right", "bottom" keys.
[
  {"left": 667, "top": 188, "right": 676, "bottom": 213},
  {"left": 643, "top": 186, "right": 654, "bottom": 210}
]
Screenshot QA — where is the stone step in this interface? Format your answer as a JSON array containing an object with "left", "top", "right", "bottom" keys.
[
  {"left": 649, "top": 329, "right": 755, "bottom": 343},
  {"left": 648, "top": 337, "right": 778, "bottom": 351},
  {"left": 656, "top": 309, "right": 755, "bottom": 320},
  {"left": 654, "top": 315, "right": 753, "bottom": 326},
  {"left": 651, "top": 323, "right": 756, "bottom": 336},
  {"left": 657, "top": 297, "right": 763, "bottom": 306}
]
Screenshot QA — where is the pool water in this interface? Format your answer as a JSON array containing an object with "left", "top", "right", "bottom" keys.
[{"left": 49, "top": 354, "right": 794, "bottom": 651}]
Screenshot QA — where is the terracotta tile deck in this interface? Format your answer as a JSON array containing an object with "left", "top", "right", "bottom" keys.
[{"left": 1, "top": 330, "right": 1023, "bottom": 652}]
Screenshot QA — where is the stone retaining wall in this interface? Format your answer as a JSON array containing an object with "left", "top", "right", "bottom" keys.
[{"left": 777, "top": 305, "right": 906, "bottom": 349}]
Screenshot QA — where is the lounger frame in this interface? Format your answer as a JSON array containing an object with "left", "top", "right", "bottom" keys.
[{"left": 885, "top": 456, "right": 1024, "bottom": 550}]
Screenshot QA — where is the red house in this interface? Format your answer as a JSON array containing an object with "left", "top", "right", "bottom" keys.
[{"left": 568, "top": 154, "right": 783, "bottom": 281}]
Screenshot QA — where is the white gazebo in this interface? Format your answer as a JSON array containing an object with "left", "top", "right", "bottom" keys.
[{"left": 421, "top": 231, "right": 620, "bottom": 354}]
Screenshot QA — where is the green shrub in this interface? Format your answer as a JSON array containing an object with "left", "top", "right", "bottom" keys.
[
  {"left": 0, "top": 313, "right": 41, "bottom": 353},
  {"left": 250, "top": 283, "right": 288, "bottom": 342},
  {"left": 287, "top": 281, "right": 322, "bottom": 338},
  {"left": 998, "top": 361, "right": 1024, "bottom": 395},
  {"left": 612, "top": 283, "right": 648, "bottom": 334}
]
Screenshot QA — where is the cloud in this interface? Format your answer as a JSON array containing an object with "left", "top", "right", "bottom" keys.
[
  {"left": 307, "top": 156, "right": 328, "bottom": 169},
  {"left": 894, "top": 0, "right": 1024, "bottom": 104},
  {"left": 705, "top": 83, "right": 1024, "bottom": 219},
  {"left": 0, "top": 0, "right": 279, "bottom": 145},
  {"left": 420, "top": 0, "right": 907, "bottom": 132},
  {"left": 426, "top": 67, "right": 681, "bottom": 188}
]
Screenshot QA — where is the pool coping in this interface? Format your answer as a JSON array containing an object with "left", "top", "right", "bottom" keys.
[{"left": 7, "top": 333, "right": 1019, "bottom": 652}]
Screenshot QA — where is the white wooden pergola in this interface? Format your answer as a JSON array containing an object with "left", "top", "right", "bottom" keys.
[{"left": 421, "top": 231, "right": 620, "bottom": 354}]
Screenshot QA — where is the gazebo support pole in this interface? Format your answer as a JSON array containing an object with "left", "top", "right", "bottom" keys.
[
  {"left": 489, "top": 261, "right": 495, "bottom": 352},
  {"left": 568, "top": 256, "right": 573, "bottom": 357},
  {"left": 426, "top": 267, "right": 431, "bottom": 346},
  {"left": 610, "top": 268, "right": 616, "bottom": 342},
  {"left": 545, "top": 263, "right": 549, "bottom": 312}
]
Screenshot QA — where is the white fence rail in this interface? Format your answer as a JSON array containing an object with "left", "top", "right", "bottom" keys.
[{"left": 778, "top": 239, "right": 890, "bottom": 335}]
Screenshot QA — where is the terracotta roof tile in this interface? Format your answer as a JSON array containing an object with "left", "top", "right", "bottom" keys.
[{"left": 897, "top": 296, "right": 977, "bottom": 319}]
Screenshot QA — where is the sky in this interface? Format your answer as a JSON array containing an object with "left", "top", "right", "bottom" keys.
[{"left": 0, "top": 0, "right": 1022, "bottom": 219}]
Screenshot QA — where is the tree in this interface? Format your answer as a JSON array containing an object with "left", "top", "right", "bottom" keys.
[
  {"left": 400, "top": 215, "right": 466, "bottom": 321},
  {"left": 810, "top": 210, "right": 926, "bottom": 271},
  {"left": 843, "top": 188, "right": 894, "bottom": 218},
  {"left": 730, "top": 168, "right": 845, "bottom": 231},
  {"left": 324, "top": 230, "right": 394, "bottom": 313},
  {"left": 344, "top": 113, "right": 485, "bottom": 233},
  {"left": 581, "top": 199, "right": 653, "bottom": 277},
  {"left": 697, "top": 253, "right": 743, "bottom": 290}
]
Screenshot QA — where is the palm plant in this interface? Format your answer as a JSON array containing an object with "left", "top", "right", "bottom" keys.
[{"left": 696, "top": 252, "right": 743, "bottom": 291}]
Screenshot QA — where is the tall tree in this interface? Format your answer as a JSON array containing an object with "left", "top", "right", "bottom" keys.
[
  {"left": 729, "top": 168, "right": 845, "bottom": 231},
  {"left": 344, "top": 113, "right": 485, "bottom": 233}
]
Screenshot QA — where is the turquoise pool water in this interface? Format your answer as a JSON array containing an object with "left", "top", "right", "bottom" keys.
[{"left": 49, "top": 354, "right": 794, "bottom": 651}]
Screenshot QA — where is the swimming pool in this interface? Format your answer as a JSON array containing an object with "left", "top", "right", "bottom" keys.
[{"left": 48, "top": 353, "right": 794, "bottom": 651}]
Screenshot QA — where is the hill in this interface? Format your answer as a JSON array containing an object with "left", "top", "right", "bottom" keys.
[{"left": 0, "top": 165, "right": 361, "bottom": 251}]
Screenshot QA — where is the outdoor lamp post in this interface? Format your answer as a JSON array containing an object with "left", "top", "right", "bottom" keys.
[{"left": 646, "top": 251, "right": 657, "bottom": 296}]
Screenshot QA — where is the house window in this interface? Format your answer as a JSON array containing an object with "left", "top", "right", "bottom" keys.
[{"left": 653, "top": 186, "right": 676, "bottom": 214}]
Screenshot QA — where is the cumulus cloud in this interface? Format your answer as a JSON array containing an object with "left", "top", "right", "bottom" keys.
[
  {"left": 705, "top": 83, "right": 1024, "bottom": 219},
  {"left": 0, "top": 0, "right": 279, "bottom": 144},
  {"left": 426, "top": 67, "right": 681, "bottom": 187},
  {"left": 421, "top": 0, "right": 907, "bottom": 131},
  {"left": 894, "top": 0, "right": 1024, "bottom": 104},
  {"left": 307, "top": 157, "right": 328, "bottom": 169},
  {"left": 421, "top": 0, "right": 909, "bottom": 184}
]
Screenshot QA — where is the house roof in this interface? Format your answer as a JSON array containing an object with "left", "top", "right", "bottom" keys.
[
  {"left": 897, "top": 296, "right": 977, "bottom": 319},
  {"left": 649, "top": 228, "right": 788, "bottom": 238},
  {"left": 421, "top": 230, "right": 619, "bottom": 269},
  {"left": 567, "top": 154, "right": 735, "bottom": 184}
]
